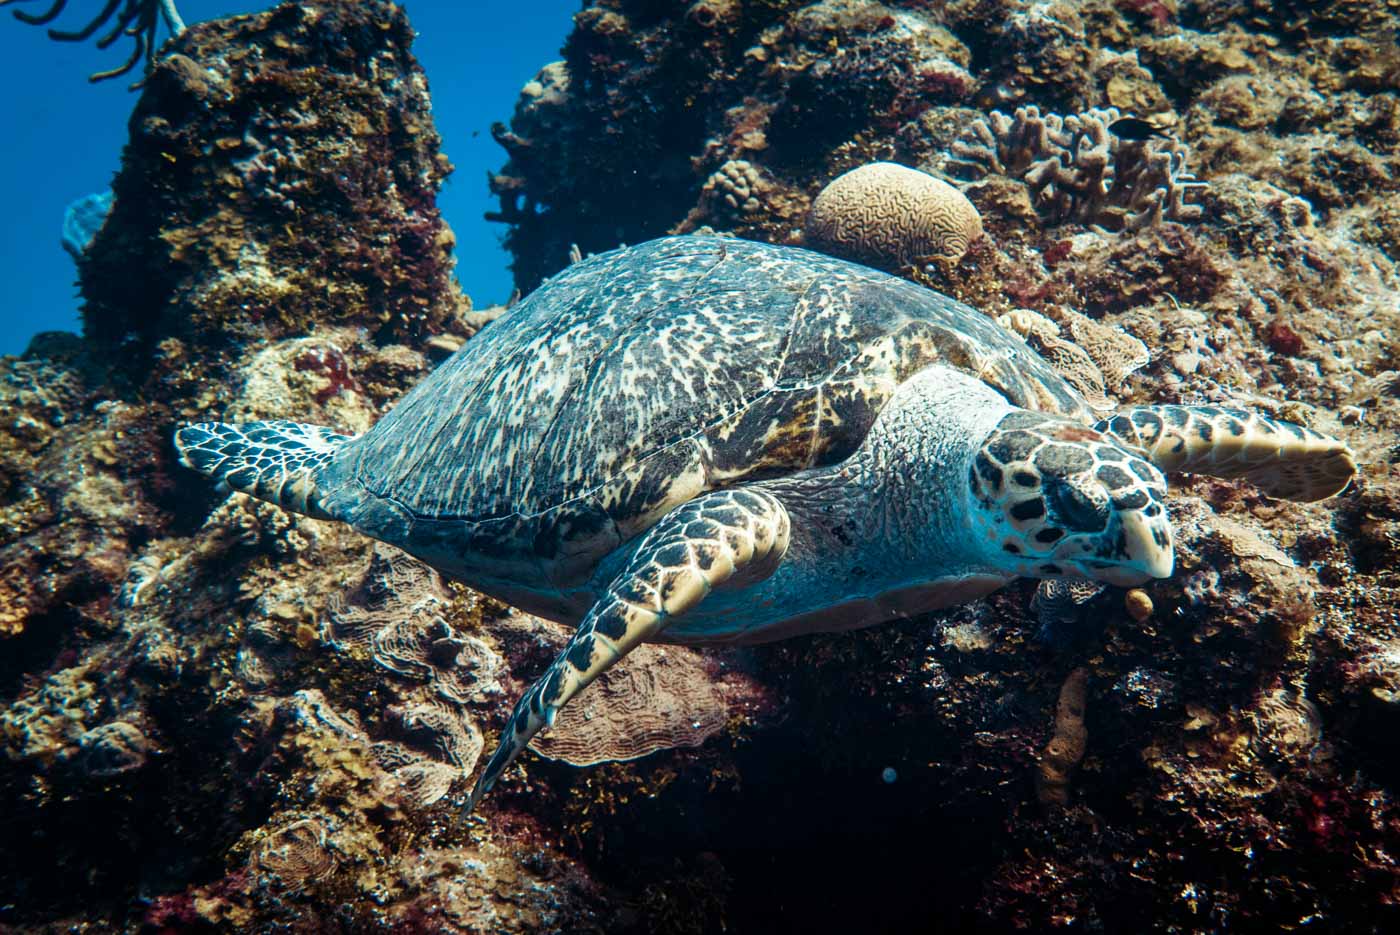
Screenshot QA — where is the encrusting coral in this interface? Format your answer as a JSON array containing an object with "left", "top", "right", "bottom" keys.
[
  {"left": 321, "top": 546, "right": 495, "bottom": 806},
  {"left": 804, "top": 161, "right": 983, "bottom": 269},
  {"left": 998, "top": 308, "right": 1113, "bottom": 408},
  {"left": 527, "top": 632, "right": 769, "bottom": 768},
  {"left": 998, "top": 305, "right": 1151, "bottom": 408}
]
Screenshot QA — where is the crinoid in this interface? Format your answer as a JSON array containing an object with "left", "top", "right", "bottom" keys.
[{"left": 2, "top": 0, "right": 185, "bottom": 83}]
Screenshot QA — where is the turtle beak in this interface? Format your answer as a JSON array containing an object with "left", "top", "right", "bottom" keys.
[
  {"left": 1119, "top": 508, "right": 1174, "bottom": 581},
  {"left": 1065, "top": 507, "right": 1174, "bottom": 587}
]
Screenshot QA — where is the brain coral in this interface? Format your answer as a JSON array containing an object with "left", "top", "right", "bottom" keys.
[{"left": 805, "top": 162, "right": 983, "bottom": 270}]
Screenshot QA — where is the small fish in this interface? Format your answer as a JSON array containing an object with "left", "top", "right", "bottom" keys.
[{"left": 1108, "top": 116, "right": 1172, "bottom": 141}]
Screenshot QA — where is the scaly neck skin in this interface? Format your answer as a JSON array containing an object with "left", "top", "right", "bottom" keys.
[{"left": 765, "top": 364, "right": 1018, "bottom": 586}]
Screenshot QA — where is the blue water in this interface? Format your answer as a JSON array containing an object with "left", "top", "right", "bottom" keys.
[{"left": 0, "top": 0, "right": 578, "bottom": 357}]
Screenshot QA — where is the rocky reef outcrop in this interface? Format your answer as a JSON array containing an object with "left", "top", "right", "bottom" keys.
[
  {"left": 3, "top": 0, "right": 1400, "bottom": 931},
  {"left": 0, "top": 2, "right": 615, "bottom": 930},
  {"left": 485, "top": 0, "right": 1400, "bottom": 929}
]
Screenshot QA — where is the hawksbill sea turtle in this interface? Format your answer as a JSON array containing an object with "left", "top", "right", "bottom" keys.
[{"left": 173, "top": 235, "right": 1355, "bottom": 812}]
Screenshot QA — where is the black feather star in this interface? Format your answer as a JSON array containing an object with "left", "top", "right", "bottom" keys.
[{"left": 2, "top": 0, "right": 186, "bottom": 83}]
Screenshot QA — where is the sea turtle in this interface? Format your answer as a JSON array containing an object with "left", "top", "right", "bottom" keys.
[{"left": 173, "top": 235, "right": 1355, "bottom": 812}]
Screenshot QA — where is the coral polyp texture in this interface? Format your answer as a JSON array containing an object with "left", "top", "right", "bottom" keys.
[
  {"left": 805, "top": 161, "right": 983, "bottom": 269},
  {"left": 997, "top": 305, "right": 1151, "bottom": 409},
  {"left": 943, "top": 105, "right": 1208, "bottom": 232},
  {"left": 3, "top": 0, "right": 1400, "bottom": 932}
]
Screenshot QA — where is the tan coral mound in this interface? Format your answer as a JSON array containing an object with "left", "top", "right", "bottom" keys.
[
  {"left": 805, "top": 162, "right": 982, "bottom": 269},
  {"left": 254, "top": 816, "right": 338, "bottom": 892},
  {"left": 530, "top": 640, "right": 764, "bottom": 767}
]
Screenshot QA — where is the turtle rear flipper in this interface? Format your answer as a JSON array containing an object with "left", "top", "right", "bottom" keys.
[
  {"left": 1096, "top": 406, "right": 1356, "bottom": 502},
  {"left": 173, "top": 420, "right": 354, "bottom": 520}
]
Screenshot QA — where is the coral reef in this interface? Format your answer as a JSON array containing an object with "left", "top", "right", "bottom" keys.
[
  {"left": 804, "top": 161, "right": 983, "bottom": 269},
  {"left": 4, "top": 0, "right": 1400, "bottom": 931},
  {"left": 476, "top": 0, "right": 1400, "bottom": 929},
  {"left": 487, "top": 0, "right": 981, "bottom": 289},
  {"left": 0, "top": 3, "right": 622, "bottom": 931},
  {"left": 79, "top": 0, "right": 467, "bottom": 386}
]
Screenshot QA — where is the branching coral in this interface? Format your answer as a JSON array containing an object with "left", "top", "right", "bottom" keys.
[
  {"left": 701, "top": 160, "right": 771, "bottom": 220},
  {"left": 944, "top": 106, "right": 1207, "bottom": 232},
  {"left": 2, "top": 0, "right": 185, "bottom": 82}
]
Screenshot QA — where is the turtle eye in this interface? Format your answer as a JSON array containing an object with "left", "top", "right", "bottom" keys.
[{"left": 1044, "top": 477, "right": 1109, "bottom": 532}]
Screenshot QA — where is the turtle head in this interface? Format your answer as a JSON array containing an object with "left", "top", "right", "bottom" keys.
[{"left": 966, "top": 411, "right": 1173, "bottom": 586}]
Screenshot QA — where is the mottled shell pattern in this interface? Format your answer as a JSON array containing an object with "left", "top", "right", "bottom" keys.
[{"left": 324, "top": 236, "right": 1089, "bottom": 587}]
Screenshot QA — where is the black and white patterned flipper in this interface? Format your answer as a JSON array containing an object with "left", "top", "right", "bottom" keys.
[
  {"left": 1095, "top": 405, "right": 1355, "bottom": 502},
  {"left": 464, "top": 487, "right": 791, "bottom": 813},
  {"left": 173, "top": 420, "right": 353, "bottom": 520}
]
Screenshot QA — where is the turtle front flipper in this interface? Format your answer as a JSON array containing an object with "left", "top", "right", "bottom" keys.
[
  {"left": 1095, "top": 406, "right": 1356, "bottom": 502},
  {"left": 173, "top": 420, "right": 354, "bottom": 520},
  {"left": 464, "top": 488, "right": 791, "bottom": 814}
]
